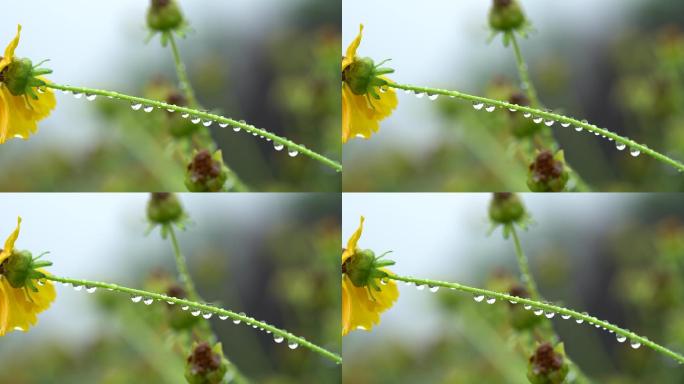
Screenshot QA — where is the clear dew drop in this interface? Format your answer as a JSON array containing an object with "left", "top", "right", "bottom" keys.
[
  {"left": 86, "top": 287, "right": 97, "bottom": 294},
  {"left": 37, "top": 88, "right": 45, "bottom": 94},
  {"left": 233, "top": 126, "right": 241, "bottom": 132},
  {"left": 85, "top": 94, "right": 97, "bottom": 101},
  {"left": 523, "top": 304, "right": 532, "bottom": 310},
  {"left": 630, "top": 147, "right": 641, "bottom": 157},
  {"left": 523, "top": 112, "right": 532, "bottom": 118},
  {"left": 616, "top": 335, "right": 627, "bottom": 343},
  {"left": 486, "top": 297, "right": 496, "bottom": 305},
  {"left": 62, "top": 89, "right": 72, "bottom": 95},
  {"left": 166, "top": 301, "right": 174, "bottom": 305},
  {"left": 233, "top": 312, "right": 246, "bottom": 324},
  {"left": 544, "top": 119, "right": 555, "bottom": 127},
  {"left": 416, "top": 284, "right": 426, "bottom": 291},
  {"left": 534, "top": 309, "right": 544, "bottom": 316},
  {"left": 273, "top": 335, "right": 284, "bottom": 343},
  {"left": 73, "top": 93, "right": 84, "bottom": 99},
  {"left": 287, "top": 147, "right": 299, "bottom": 157},
  {"left": 379, "top": 279, "right": 388, "bottom": 286},
  {"left": 561, "top": 314, "right": 571, "bottom": 320},
  {"left": 181, "top": 112, "right": 189, "bottom": 118},
  {"left": 191, "top": 117, "right": 201, "bottom": 124},
  {"left": 508, "top": 107, "right": 517, "bottom": 112},
  {"left": 131, "top": 103, "right": 142, "bottom": 111},
  {"left": 181, "top": 305, "right": 189, "bottom": 311},
  {"left": 545, "top": 312, "right": 556, "bottom": 319},
  {"left": 473, "top": 294, "right": 485, "bottom": 303},
  {"left": 575, "top": 126, "right": 583, "bottom": 132},
  {"left": 428, "top": 94, "right": 439, "bottom": 101},
  {"left": 630, "top": 340, "right": 641, "bottom": 349},
  {"left": 532, "top": 116, "right": 543, "bottom": 124},
  {"left": 560, "top": 122, "right": 571, "bottom": 128},
  {"left": 616, "top": 142, "right": 626, "bottom": 151},
  {"left": 415, "top": 92, "right": 426, "bottom": 99},
  {"left": 404, "top": 89, "right": 413, "bottom": 95},
  {"left": 37, "top": 280, "right": 45, "bottom": 286},
  {"left": 166, "top": 108, "right": 175, "bottom": 112},
  {"left": 484, "top": 105, "right": 496, "bottom": 113},
  {"left": 273, "top": 142, "right": 284, "bottom": 151},
  {"left": 202, "top": 313, "right": 213, "bottom": 319},
  {"left": 472, "top": 102, "right": 484, "bottom": 111},
  {"left": 252, "top": 324, "right": 258, "bottom": 328},
  {"left": 142, "top": 105, "right": 154, "bottom": 113},
  {"left": 509, "top": 299, "right": 518, "bottom": 304},
  {"left": 203, "top": 120, "right": 213, "bottom": 127},
  {"left": 219, "top": 315, "right": 229, "bottom": 320},
  {"left": 191, "top": 310, "right": 201, "bottom": 317},
  {"left": 429, "top": 285, "right": 440, "bottom": 293},
  {"left": 72, "top": 285, "right": 84, "bottom": 292},
  {"left": 143, "top": 298, "right": 154, "bottom": 305},
  {"left": 131, "top": 296, "right": 143, "bottom": 303},
  {"left": 576, "top": 318, "right": 585, "bottom": 324},
  {"left": 288, "top": 340, "right": 299, "bottom": 349},
  {"left": 219, "top": 123, "right": 228, "bottom": 128},
  {"left": 379, "top": 87, "right": 387, "bottom": 94}
]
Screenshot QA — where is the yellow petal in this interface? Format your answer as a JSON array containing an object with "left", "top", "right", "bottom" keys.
[
  {"left": 0, "top": 86, "right": 56, "bottom": 144},
  {"left": 0, "top": 281, "right": 8, "bottom": 336},
  {"left": 341, "top": 275, "right": 398, "bottom": 335},
  {"left": 0, "top": 25, "right": 21, "bottom": 73},
  {"left": 1, "top": 277, "right": 56, "bottom": 336},
  {"left": 342, "top": 82, "right": 397, "bottom": 142},
  {"left": 342, "top": 216, "right": 365, "bottom": 263},
  {"left": 0, "top": 217, "right": 21, "bottom": 264},
  {"left": 342, "top": 24, "right": 363, "bottom": 71}
]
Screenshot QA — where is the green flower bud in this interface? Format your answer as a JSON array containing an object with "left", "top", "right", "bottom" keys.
[
  {"left": 185, "top": 150, "right": 229, "bottom": 192},
  {"left": 489, "top": 193, "right": 526, "bottom": 225},
  {"left": 343, "top": 57, "right": 395, "bottom": 99},
  {"left": 343, "top": 249, "right": 395, "bottom": 293},
  {"left": 147, "top": 193, "right": 184, "bottom": 224},
  {"left": 489, "top": 0, "right": 526, "bottom": 32},
  {"left": 0, "top": 250, "right": 51, "bottom": 291},
  {"left": 527, "top": 342, "right": 569, "bottom": 384},
  {"left": 147, "top": 0, "right": 184, "bottom": 32},
  {"left": 527, "top": 150, "right": 569, "bottom": 192},
  {"left": 1, "top": 57, "right": 52, "bottom": 99},
  {"left": 185, "top": 342, "right": 228, "bottom": 384}
]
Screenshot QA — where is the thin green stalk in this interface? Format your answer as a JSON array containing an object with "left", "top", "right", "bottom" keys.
[
  {"left": 388, "top": 82, "right": 684, "bottom": 173},
  {"left": 389, "top": 274, "right": 684, "bottom": 365},
  {"left": 45, "top": 83, "right": 342, "bottom": 172},
  {"left": 167, "top": 225, "right": 199, "bottom": 301},
  {"left": 508, "top": 32, "right": 540, "bottom": 107},
  {"left": 45, "top": 274, "right": 342, "bottom": 364},
  {"left": 509, "top": 225, "right": 540, "bottom": 300},
  {"left": 167, "top": 33, "right": 199, "bottom": 108}
]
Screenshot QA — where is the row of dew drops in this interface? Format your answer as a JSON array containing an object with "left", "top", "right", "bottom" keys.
[
  {"left": 395, "top": 87, "right": 646, "bottom": 158},
  {"left": 58, "top": 89, "right": 301, "bottom": 158},
  {"left": 54, "top": 280, "right": 301, "bottom": 351},
  {"left": 396, "top": 279, "right": 665, "bottom": 356}
]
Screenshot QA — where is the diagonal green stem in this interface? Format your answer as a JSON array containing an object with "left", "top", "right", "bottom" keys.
[
  {"left": 45, "top": 83, "right": 342, "bottom": 172},
  {"left": 509, "top": 32, "right": 540, "bottom": 107},
  {"left": 167, "top": 32, "right": 199, "bottom": 108},
  {"left": 45, "top": 274, "right": 342, "bottom": 364},
  {"left": 509, "top": 225, "right": 540, "bottom": 300},
  {"left": 389, "top": 274, "right": 684, "bottom": 365},
  {"left": 388, "top": 82, "right": 684, "bottom": 173}
]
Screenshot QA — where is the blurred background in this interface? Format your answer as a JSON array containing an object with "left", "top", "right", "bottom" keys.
[
  {"left": 343, "top": 193, "right": 684, "bottom": 383},
  {"left": 0, "top": 193, "right": 340, "bottom": 383},
  {"left": 0, "top": 0, "right": 340, "bottom": 191},
  {"left": 343, "top": 0, "right": 684, "bottom": 191}
]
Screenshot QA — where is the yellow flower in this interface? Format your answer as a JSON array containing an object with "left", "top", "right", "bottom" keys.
[
  {"left": 342, "top": 25, "right": 398, "bottom": 143},
  {"left": 0, "top": 25, "right": 56, "bottom": 144},
  {"left": 0, "top": 217, "right": 56, "bottom": 336},
  {"left": 342, "top": 216, "right": 399, "bottom": 336}
]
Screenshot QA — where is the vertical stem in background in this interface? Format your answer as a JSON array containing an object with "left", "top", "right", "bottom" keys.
[
  {"left": 168, "top": 225, "right": 200, "bottom": 301},
  {"left": 168, "top": 32, "right": 199, "bottom": 108},
  {"left": 509, "top": 225, "right": 540, "bottom": 300},
  {"left": 509, "top": 32, "right": 540, "bottom": 108}
]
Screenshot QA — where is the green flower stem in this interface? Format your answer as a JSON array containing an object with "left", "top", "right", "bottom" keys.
[
  {"left": 45, "top": 274, "right": 342, "bottom": 364},
  {"left": 44, "top": 83, "right": 343, "bottom": 172},
  {"left": 167, "top": 33, "right": 199, "bottom": 108},
  {"left": 389, "top": 274, "right": 684, "bottom": 365},
  {"left": 167, "top": 225, "right": 199, "bottom": 301},
  {"left": 509, "top": 225, "right": 540, "bottom": 300},
  {"left": 388, "top": 82, "right": 684, "bottom": 173},
  {"left": 508, "top": 32, "right": 540, "bottom": 107}
]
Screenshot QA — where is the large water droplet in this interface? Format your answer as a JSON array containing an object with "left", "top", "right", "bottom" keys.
[
  {"left": 219, "top": 123, "right": 228, "bottom": 128},
  {"left": 630, "top": 147, "right": 641, "bottom": 157},
  {"left": 534, "top": 309, "right": 544, "bottom": 316},
  {"left": 472, "top": 102, "right": 484, "bottom": 111},
  {"left": 219, "top": 315, "right": 228, "bottom": 320},
  {"left": 532, "top": 116, "right": 543, "bottom": 124},
  {"left": 143, "top": 105, "right": 154, "bottom": 113},
  {"left": 190, "top": 117, "right": 201, "bottom": 124},
  {"left": 473, "top": 295, "right": 485, "bottom": 303},
  {"left": 560, "top": 122, "right": 571, "bottom": 128},
  {"left": 181, "top": 305, "right": 189, "bottom": 311},
  {"left": 616, "top": 142, "right": 626, "bottom": 151},
  {"left": 85, "top": 286, "right": 97, "bottom": 294},
  {"left": 428, "top": 94, "right": 439, "bottom": 101},
  {"left": 191, "top": 310, "right": 201, "bottom": 317},
  {"left": 143, "top": 298, "right": 154, "bottom": 305},
  {"left": 630, "top": 340, "right": 641, "bottom": 349},
  {"left": 73, "top": 285, "right": 83, "bottom": 292},
  {"left": 486, "top": 297, "right": 496, "bottom": 304},
  {"left": 415, "top": 92, "right": 426, "bottom": 99},
  {"left": 575, "top": 126, "right": 583, "bottom": 132},
  {"left": 73, "top": 93, "right": 84, "bottom": 99},
  {"left": 429, "top": 285, "right": 440, "bottom": 293},
  {"left": 288, "top": 340, "right": 299, "bottom": 349},
  {"left": 288, "top": 147, "right": 299, "bottom": 157},
  {"left": 274, "top": 335, "right": 284, "bottom": 343},
  {"left": 485, "top": 105, "right": 496, "bottom": 113},
  {"left": 86, "top": 94, "right": 97, "bottom": 101},
  {"left": 561, "top": 314, "right": 571, "bottom": 320},
  {"left": 131, "top": 296, "right": 143, "bottom": 303},
  {"left": 181, "top": 112, "right": 189, "bottom": 118},
  {"left": 203, "top": 120, "right": 213, "bottom": 127},
  {"left": 545, "top": 311, "right": 556, "bottom": 319},
  {"left": 202, "top": 313, "right": 213, "bottom": 319},
  {"left": 131, "top": 103, "right": 142, "bottom": 111},
  {"left": 416, "top": 284, "right": 426, "bottom": 291},
  {"left": 544, "top": 119, "right": 555, "bottom": 127},
  {"left": 274, "top": 142, "right": 284, "bottom": 151},
  {"left": 233, "top": 312, "right": 246, "bottom": 324},
  {"left": 616, "top": 335, "right": 627, "bottom": 343},
  {"left": 232, "top": 126, "right": 241, "bottom": 132},
  {"left": 523, "top": 304, "right": 532, "bottom": 310},
  {"left": 523, "top": 112, "right": 532, "bottom": 118}
]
